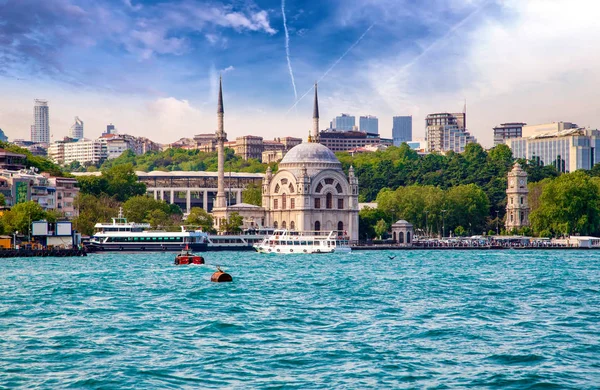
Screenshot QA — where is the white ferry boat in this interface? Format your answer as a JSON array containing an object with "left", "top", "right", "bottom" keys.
[
  {"left": 254, "top": 230, "right": 351, "bottom": 254},
  {"left": 206, "top": 228, "right": 275, "bottom": 251},
  {"left": 88, "top": 209, "right": 208, "bottom": 252}
]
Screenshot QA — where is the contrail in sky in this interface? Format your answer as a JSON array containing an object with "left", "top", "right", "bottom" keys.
[
  {"left": 282, "top": 0, "right": 298, "bottom": 103},
  {"left": 286, "top": 23, "right": 375, "bottom": 115},
  {"left": 385, "top": 0, "right": 492, "bottom": 84}
]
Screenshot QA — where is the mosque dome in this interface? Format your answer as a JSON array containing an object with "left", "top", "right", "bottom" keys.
[{"left": 279, "top": 142, "right": 341, "bottom": 169}]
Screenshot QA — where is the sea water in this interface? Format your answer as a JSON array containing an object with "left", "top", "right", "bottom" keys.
[{"left": 0, "top": 250, "right": 599, "bottom": 389}]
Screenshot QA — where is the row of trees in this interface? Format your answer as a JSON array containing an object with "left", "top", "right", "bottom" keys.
[{"left": 76, "top": 148, "right": 275, "bottom": 174}]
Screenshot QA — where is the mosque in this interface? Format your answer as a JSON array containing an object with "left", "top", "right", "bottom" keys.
[{"left": 211, "top": 79, "right": 359, "bottom": 241}]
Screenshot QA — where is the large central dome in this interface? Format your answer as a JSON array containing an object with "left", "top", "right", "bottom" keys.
[{"left": 279, "top": 142, "right": 342, "bottom": 170}]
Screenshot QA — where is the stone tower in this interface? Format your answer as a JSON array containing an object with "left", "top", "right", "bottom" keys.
[
  {"left": 215, "top": 76, "right": 227, "bottom": 209},
  {"left": 505, "top": 162, "right": 530, "bottom": 230}
]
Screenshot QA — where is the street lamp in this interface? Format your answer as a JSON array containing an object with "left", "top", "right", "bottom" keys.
[
  {"left": 495, "top": 210, "right": 500, "bottom": 235},
  {"left": 424, "top": 210, "right": 429, "bottom": 238},
  {"left": 13, "top": 231, "right": 18, "bottom": 249},
  {"left": 441, "top": 209, "right": 447, "bottom": 238}
]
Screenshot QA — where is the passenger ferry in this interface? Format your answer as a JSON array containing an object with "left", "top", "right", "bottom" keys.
[
  {"left": 254, "top": 230, "right": 351, "bottom": 254},
  {"left": 206, "top": 228, "right": 275, "bottom": 251},
  {"left": 88, "top": 209, "right": 208, "bottom": 252}
]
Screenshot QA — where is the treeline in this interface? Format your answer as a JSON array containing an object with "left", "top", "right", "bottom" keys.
[{"left": 71, "top": 148, "right": 274, "bottom": 174}]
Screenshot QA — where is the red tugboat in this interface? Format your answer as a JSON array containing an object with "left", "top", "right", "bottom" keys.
[{"left": 174, "top": 246, "right": 205, "bottom": 265}]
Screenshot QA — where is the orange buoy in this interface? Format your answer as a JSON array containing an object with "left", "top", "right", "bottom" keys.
[{"left": 211, "top": 267, "right": 232, "bottom": 283}]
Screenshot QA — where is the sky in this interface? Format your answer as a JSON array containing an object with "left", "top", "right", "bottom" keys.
[{"left": 1, "top": 0, "right": 599, "bottom": 147}]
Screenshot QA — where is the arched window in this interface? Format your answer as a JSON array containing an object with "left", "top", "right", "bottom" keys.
[
  {"left": 274, "top": 184, "right": 280, "bottom": 194},
  {"left": 338, "top": 221, "right": 344, "bottom": 235},
  {"left": 282, "top": 221, "right": 286, "bottom": 229},
  {"left": 393, "top": 232, "right": 397, "bottom": 242},
  {"left": 326, "top": 193, "right": 333, "bottom": 209},
  {"left": 281, "top": 178, "right": 288, "bottom": 185},
  {"left": 406, "top": 231, "right": 411, "bottom": 244},
  {"left": 289, "top": 184, "right": 295, "bottom": 193},
  {"left": 282, "top": 193, "right": 287, "bottom": 209},
  {"left": 324, "top": 178, "right": 334, "bottom": 185},
  {"left": 314, "top": 221, "right": 320, "bottom": 231},
  {"left": 336, "top": 183, "right": 343, "bottom": 193},
  {"left": 315, "top": 183, "right": 323, "bottom": 193},
  {"left": 399, "top": 232, "right": 404, "bottom": 243},
  {"left": 273, "top": 221, "right": 278, "bottom": 229},
  {"left": 290, "top": 221, "right": 295, "bottom": 230}
]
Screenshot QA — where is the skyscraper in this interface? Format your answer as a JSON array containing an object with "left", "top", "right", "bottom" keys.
[
  {"left": 359, "top": 115, "right": 378, "bottom": 134},
  {"left": 69, "top": 117, "right": 84, "bottom": 140},
  {"left": 392, "top": 116, "right": 412, "bottom": 146},
  {"left": 32, "top": 99, "right": 50, "bottom": 144},
  {"left": 426, "top": 112, "right": 475, "bottom": 153},
  {"left": 331, "top": 114, "right": 355, "bottom": 131},
  {"left": 103, "top": 123, "right": 116, "bottom": 136}
]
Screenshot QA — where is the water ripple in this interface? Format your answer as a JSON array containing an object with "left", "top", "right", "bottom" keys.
[{"left": 0, "top": 250, "right": 599, "bottom": 388}]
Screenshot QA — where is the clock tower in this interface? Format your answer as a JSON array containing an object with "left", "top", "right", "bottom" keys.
[{"left": 505, "top": 162, "right": 530, "bottom": 231}]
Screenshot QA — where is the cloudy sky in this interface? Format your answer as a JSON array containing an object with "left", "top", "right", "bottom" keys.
[{"left": 0, "top": 0, "right": 598, "bottom": 147}]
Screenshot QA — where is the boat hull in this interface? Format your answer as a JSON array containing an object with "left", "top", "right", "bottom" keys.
[
  {"left": 87, "top": 242, "right": 208, "bottom": 252},
  {"left": 254, "top": 245, "right": 351, "bottom": 254}
]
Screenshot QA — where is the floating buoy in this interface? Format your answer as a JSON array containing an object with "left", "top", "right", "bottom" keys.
[{"left": 211, "top": 267, "right": 232, "bottom": 283}]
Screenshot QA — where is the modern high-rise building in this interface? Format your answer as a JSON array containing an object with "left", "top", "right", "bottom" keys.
[
  {"left": 359, "top": 115, "right": 379, "bottom": 134},
  {"left": 425, "top": 112, "right": 475, "bottom": 153},
  {"left": 331, "top": 114, "right": 355, "bottom": 131},
  {"left": 493, "top": 123, "right": 526, "bottom": 146},
  {"left": 392, "top": 116, "right": 413, "bottom": 146},
  {"left": 507, "top": 126, "right": 600, "bottom": 173},
  {"left": 69, "top": 117, "right": 84, "bottom": 140},
  {"left": 32, "top": 99, "right": 50, "bottom": 144}
]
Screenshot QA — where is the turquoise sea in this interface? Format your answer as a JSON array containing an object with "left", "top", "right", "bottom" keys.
[{"left": 0, "top": 250, "right": 599, "bottom": 389}]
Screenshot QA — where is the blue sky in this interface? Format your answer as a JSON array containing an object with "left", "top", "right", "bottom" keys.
[{"left": 1, "top": 0, "right": 599, "bottom": 146}]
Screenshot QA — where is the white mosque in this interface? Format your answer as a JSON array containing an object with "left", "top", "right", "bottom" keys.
[{"left": 212, "top": 80, "right": 359, "bottom": 241}]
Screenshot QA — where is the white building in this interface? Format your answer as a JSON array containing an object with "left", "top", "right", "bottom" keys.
[
  {"left": 426, "top": 112, "right": 476, "bottom": 153},
  {"left": 521, "top": 122, "right": 578, "bottom": 138},
  {"left": 48, "top": 139, "right": 107, "bottom": 166},
  {"left": 262, "top": 85, "right": 359, "bottom": 240},
  {"left": 507, "top": 127, "right": 600, "bottom": 173},
  {"left": 32, "top": 99, "right": 50, "bottom": 144},
  {"left": 69, "top": 117, "right": 84, "bottom": 140}
]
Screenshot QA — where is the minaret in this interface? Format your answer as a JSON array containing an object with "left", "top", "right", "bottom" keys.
[
  {"left": 215, "top": 76, "right": 227, "bottom": 209},
  {"left": 309, "top": 83, "right": 319, "bottom": 143}
]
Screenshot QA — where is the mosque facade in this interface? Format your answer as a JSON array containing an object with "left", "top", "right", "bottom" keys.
[{"left": 212, "top": 81, "right": 359, "bottom": 241}]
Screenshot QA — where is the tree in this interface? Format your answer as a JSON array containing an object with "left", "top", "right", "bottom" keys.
[
  {"left": 147, "top": 209, "right": 169, "bottom": 229},
  {"left": 76, "top": 175, "right": 108, "bottom": 197},
  {"left": 102, "top": 164, "right": 146, "bottom": 201},
  {"left": 445, "top": 184, "right": 490, "bottom": 235},
  {"left": 242, "top": 182, "right": 262, "bottom": 206},
  {"left": 530, "top": 171, "right": 600, "bottom": 236},
  {"left": 374, "top": 219, "right": 389, "bottom": 239},
  {"left": 122, "top": 195, "right": 171, "bottom": 223},
  {"left": 358, "top": 207, "right": 387, "bottom": 240},
  {"left": 186, "top": 207, "right": 216, "bottom": 234},
  {"left": 222, "top": 212, "right": 243, "bottom": 234},
  {"left": 73, "top": 194, "right": 120, "bottom": 236},
  {"left": 1, "top": 201, "right": 47, "bottom": 235},
  {"left": 0, "top": 193, "right": 5, "bottom": 206},
  {"left": 454, "top": 226, "right": 466, "bottom": 237}
]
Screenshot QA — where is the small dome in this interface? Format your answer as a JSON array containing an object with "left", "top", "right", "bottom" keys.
[{"left": 280, "top": 143, "right": 341, "bottom": 167}]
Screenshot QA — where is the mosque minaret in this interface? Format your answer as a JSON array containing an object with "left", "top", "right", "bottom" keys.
[{"left": 215, "top": 76, "right": 227, "bottom": 209}]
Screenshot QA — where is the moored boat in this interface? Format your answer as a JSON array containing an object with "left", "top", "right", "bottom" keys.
[
  {"left": 254, "top": 229, "right": 351, "bottom": 254},
  {"left": 88, "top": 208, "right": 209, "bottom": 252}
]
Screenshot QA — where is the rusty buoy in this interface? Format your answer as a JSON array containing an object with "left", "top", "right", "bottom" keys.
[{"left": 211, "top": 267, "right": 232, "bottom": 283}]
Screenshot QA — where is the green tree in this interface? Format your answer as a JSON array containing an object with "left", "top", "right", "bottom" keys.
[
  {"left": 358, "top": 207, "right": 387, "bottom": 240},
  {"left": 445, "top": 184, "right": 490, "bottom": 235},
  {"left": 73, "top": 194, "right": 120, "bottom": 236},
  {"left": 454, "top": 225, "right": 466, "bottom": 237},
  {"left": 186, "top": 207, "right": 216, "bottom": 234},
  {"left": 102, "top": 164, "right": 146, "bottom": 201},
  {"left": 374, "top": 219, "right": 389, "bottom": 239},
  {"left": 222, "top": 212, "right": 243, "bottom": 234},
  {"left": 147, "top": 209, "right": 170, "bottom": 229},
  {"left": 1, "top": 201, "right": 47, "bottom": 235},
  {"left": 0, "top": 193, "right": 5, "bottom": 206},
  {"left": 122, "top": 195, "right": 171, "bottom": 223},
  {"left": 242, "top": 182, "right": 262, "bottom": 206},
  {"left": 530, "top": 171, "right": 600, "bottom": 236}
]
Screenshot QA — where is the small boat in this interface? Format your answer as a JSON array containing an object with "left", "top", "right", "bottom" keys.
[
  {"left": 254, "top": 229, "right": 351, "bottom": 254},
  {"left": 174, "top": 248, "right": 205, "bottom": 265}
]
